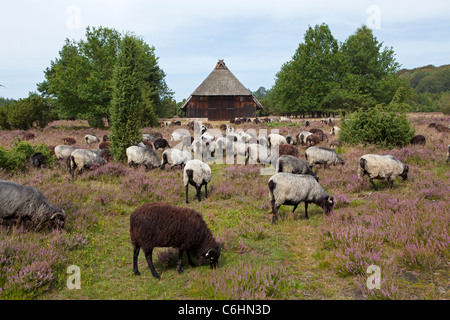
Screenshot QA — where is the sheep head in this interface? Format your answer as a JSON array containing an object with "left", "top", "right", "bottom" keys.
[
  {"left": 205, "top": 244, "right": 221, "bottom": 269},
  {"left": 400, "top": 165, "right": 409, "bottom": 181},
  {"left": 321, "top": 196, "right": 334, "bottom": 215}
]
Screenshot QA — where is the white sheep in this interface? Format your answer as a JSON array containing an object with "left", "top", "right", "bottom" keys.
[
  {"left": 84, "top": 134, "right": 100, "bottom": 144},
  {"left": 358, "top": 154, "right": 409, "bottom": 190},
  {"left": 160, "top": 148, "right": 193, "bottom": 170},
  {"left": 246, "top": 143, "right": 277, "bottom": 166},
  {"left": 126, "top": 146, "right": 160, "bottom": 170},
  {"left": 183, "top": 159, "right": 212, "bottom": 203},
  {"left": 267, "top": 133, "right": 287, "bottom": 148},
  {"left": 298, "top": 131, "right": 313, "bottom": 146},
  {"left": 330, "top": 126, "right": 340, "bottom": 136},
  {"left": 268, "top": 173, "right": 334, "bottom": 223},
  {"left": 305, "top": 146, "right": 345, "bottom": 169},
  {"left": 68, "top": 149, "right": 106, "bottom": 179},
  {"left": 54, "top": 145, "right": 78, "bottom": 160}
]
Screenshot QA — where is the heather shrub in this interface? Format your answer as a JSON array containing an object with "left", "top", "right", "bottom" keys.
[
  {"left": 339, "top": 105, "right": 415, "bottom": 148},
  {"left": 199, "top": 261, "right": 289, "bottom": 299},
  {"left": 0, "top": 140, "right": 54, "bottom": 172}
]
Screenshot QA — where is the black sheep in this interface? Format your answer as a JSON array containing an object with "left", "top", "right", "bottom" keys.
[
  {"left": 30, "top": 153, "right": 46, "bottom": 168},
  {"left": 130, "top": 202, "right": 221, "bottom": 279},
  {"left": 410, "top": 135, "right": 426, "bottom": 145},
  {"left": 153, "top": 138, "right": 171, "bottom": 150}
]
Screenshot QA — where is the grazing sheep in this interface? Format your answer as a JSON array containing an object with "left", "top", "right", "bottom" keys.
[
  {"left": 142, "top": 133, "right": 157, "bottom": 142},
  {"left": 280, "top": 116, "right": 291, "bottom": 123},
  {"left": 245, "top": 143, "right": 277, "bottom": 166},
  {"left": 171, "top": 130, "right": 190, "bottom": 142},
  {"left": 0, "top": 179, "right": 65, "bottom": 230},
  {"left": 267, "top": 133, "right": 287, "bottom": 148},
  {"left": 62, "top": 137, "right": 76, "bottom": 145},
  {"left": 410, "top": 135, "right": 426, "bottom": 145},
  {"left": 306, "top": 134, "right": 322, "bottom": 147},
  {"left": 278, "top": 144, "right": 300, "bottom": 158},
  {"left": 446, "top": 144, "right": 450, "bottom": 164},
  {"left": 68, "top": 149, "right": 106, "bottom": 179},
  {"left": 276, "top": 155, "right": 318, "bottom": 181},
  {"left": 153, "top": 138, "right": 171, "bottom": 150},
  {"left": 30, "top": 152, "right": 46, "bottom": 168},
  {"left": 298, "top": 131, "right": 313, "bottom": 146},
  {"left": 305, "top": 120, "right": 310, "bottom": 127},
  {"left": 54, "top": 145, "right": 78, "bottom": 160},
  {"left": 130, "top": 202, "right": 221, "bottom": 279},
  {"left": 286, "top": 134, "right": 297, "bottom": 145},
  {"left": 98, "top": 141, "right": 110, "bottom": 149},
  {"left": 84, "top": 134, "right": 100, "bottom": 144},
  {"left": 330, "top": 140, "right": 343, "bottom": 149},
  {"left": 23, "top": 132, "right": 35, "bottom": 140},
  {"left": 268, "top": 173, "right": 334, "bottom": 223},
  {"left": 305, "top": 146, "right": 345, "bottom": 169},
  {"left": 309, "top": 129, "right": 328, "bottom": 142},
  {"left": 428, "top": 123, "right": 436, "bottom": 128},
  {"left": 330, "top": 126, "right": 340, "bottom": 136},
  {"left": 358, "top": 154, "right": 409, "bottom": 190},
  {"left": 160, "top": 148, "right": 193, "bottom": 170},
  {"left": 183, "top": 159, "right": 212, "bottom": 203},
  {"left": 435, "top": 124, "right": 450, "bottom": 133},
  {"left": 126, "top": 146, "right": 160, "bottom": 170}
]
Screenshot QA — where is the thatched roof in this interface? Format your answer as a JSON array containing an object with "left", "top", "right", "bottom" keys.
[{"left": 180, "top": 60, "right": 263, "bottom": 110}]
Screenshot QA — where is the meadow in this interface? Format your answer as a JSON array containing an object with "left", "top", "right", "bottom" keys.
[{"left": 0, "top": 113, "right": 448, "bottom": 300}]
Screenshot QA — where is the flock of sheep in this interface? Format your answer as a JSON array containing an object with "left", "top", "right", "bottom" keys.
[{"left": 0, "top": 116, "right": 448, "bottom": 280}]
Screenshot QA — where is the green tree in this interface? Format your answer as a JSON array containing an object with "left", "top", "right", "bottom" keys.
[
  {"left": 38, "top": 26, "right": 171, "bottom": 128},
  {"left": 269, "top": 23, "right": 343, "bottom": 117},
  {"left": 109, "top": 34, "right": 147, "bottom": 161},
  {"left": 340, "top": 25, "right": 403, "bottom": 108}
]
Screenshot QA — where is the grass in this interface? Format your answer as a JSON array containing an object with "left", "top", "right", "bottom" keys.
[{"left": 0, "top": 114, "right": 449, "bottom": 300}]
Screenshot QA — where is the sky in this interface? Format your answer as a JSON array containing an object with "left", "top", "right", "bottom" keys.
[{"left": 1, "top": 0, "right": 449, "bottom": 102}]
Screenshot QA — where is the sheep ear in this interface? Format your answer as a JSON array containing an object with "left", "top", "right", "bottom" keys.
[{"left": 328, "top": 196, "right": 334, "bottom": 205}]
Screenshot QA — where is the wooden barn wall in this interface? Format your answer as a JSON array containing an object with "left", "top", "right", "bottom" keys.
[{"left": 186, "top": 96, "right": 257, "bottom": 120}]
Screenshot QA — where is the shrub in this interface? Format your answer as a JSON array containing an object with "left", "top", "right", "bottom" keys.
[
  {"left": 339, "top": 104, "right": 415, "bottom": 148},
  {"left": 0, "top": 140, "right": 54, "bottom": 172}
]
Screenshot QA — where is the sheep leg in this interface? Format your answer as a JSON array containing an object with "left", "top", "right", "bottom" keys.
[
  {"left": 144, "top": 248, "right": 160, "bottom": 279},
  {"left": 177, "top": 250, "right": 184, "bottom": 274},
  {"left": 369, "top": 178, "right": 378, "bottom": 191},
  {"left": 292, "top": 204, "right": 298, "bottom": 212},
  {"left": 304, "top": 202, "right": 309, "bottom": 220},
  {"left": 204, "top": 183, "right": 208, "bottom": 198},
  {"left": 196, "top": 186, "right": 201, "bottom": 202},
  {"left": 185, "top": 184, "right": 189, "bottom": 203},
  {"left": 186, "top": 251, "right": 196, "bottom": 267},
  {"left": 133, "top": 246, "right": 141, "bottom": 276}
]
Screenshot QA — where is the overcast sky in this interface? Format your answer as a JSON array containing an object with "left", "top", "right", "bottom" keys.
[{"left": 1, "top": 0, "right": 449, "bottom": 102}]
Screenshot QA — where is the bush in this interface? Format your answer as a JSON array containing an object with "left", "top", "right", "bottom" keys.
[
  {"left": 339, "top": 105, "right": 415, "bottom": 148},
  {"left": 0, "top": 140, "right": 54, "bottom": 173}
]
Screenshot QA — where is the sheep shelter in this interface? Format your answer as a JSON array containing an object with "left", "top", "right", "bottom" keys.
[{"left": 180, "top": 59, "right": 263, "bottom": 121}]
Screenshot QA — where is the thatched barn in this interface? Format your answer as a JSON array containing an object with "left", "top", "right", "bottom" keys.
[{"left": 180, "top": 60, "right": 263, "bottom": 120}]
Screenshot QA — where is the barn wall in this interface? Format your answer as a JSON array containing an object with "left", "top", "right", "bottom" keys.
[{"left": 185, "top": 96, "right": 257, "bottom": 120}]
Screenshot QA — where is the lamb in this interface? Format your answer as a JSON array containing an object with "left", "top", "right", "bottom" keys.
[
  {"left": 276, "top": 155, "right": 318, "bottom": 181},
  {"left": 183, "top": 159, "right": 212, "bottom": 203},
  {"left": 160, "top": 148, "right": 193, "bottom": 170},
  {"left": 130, "top": 202, "right": 221, "bottom": 279},
  {"left": 153, "top": 138, "right": 171, "bottom": 150},
  {"left": 68, "top": 148, "right": 106, "bottom": 179},
  {"left": 0, "top": 179, "right": 65, "bottom": 230},
  {"left": 410, "top": 135, "right": 426, "bottom": 145},
  {"left": 54, "top": 145, "right": 78, "bottom": 160},
  {"left": 84, "top": 134, "right": 100, "bottom": 144},
  {"left": 309, "top": 128, "right": 328, "bottom": 142},
  {"left": 30, "top": 152, "right": 46, "bottom": 168},
  {"left": 330, "top": 140, "right": 343, "bottom": 149},
  {"left": 358, "top": 154, "right": 409, "bottom": 190},
  {"left": 126, "top": 146, "right": 160, "bottom": 170},
  {"left": 268, "top": 173, "right": 334, "bottom": 223},
  {"left": 305, "top": 146, "right": 345, "bottom": 169}
]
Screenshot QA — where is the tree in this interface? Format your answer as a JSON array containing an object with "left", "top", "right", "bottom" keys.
[
  {"left": 269, "top": 23, "right": 342, "bottom": 117},
  {"left": 109, "top": 34, "right": 148, "bottom": 161},
  {"left": 38, "top": 26, "right": 171, "bottom": 128},
  {"left": 340, "top": 25, "right": 403, "bottom": 108}
]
